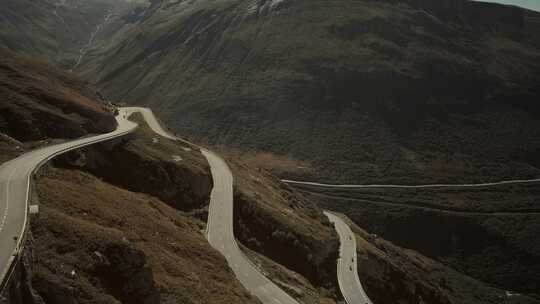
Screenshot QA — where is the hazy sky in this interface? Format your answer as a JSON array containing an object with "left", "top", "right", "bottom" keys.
[{"left": 482, "top": 0, "right": 540, "bottom": 12}]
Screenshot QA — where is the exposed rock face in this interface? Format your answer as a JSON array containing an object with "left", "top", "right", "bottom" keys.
[
  {"left": 1, "top": 245, "right": 45, "bottom": 304},
  {"left": 56, "top": 114, "right": 212, "bottom": 213},
  {"left": 89, "top": 242, "right": 161, "bottom": 304},
  {"left": 30, "top": 240, "right": 161, "bottom": 304},
  {"left": 235, "top": 190, "right": 339, "bottom": 289}
]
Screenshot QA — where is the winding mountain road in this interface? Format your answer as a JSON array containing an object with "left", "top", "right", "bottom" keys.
[
  {"left": 283, "top": 178, "right": 540, "bottom": 189},
  {"left": 1, "top": 106, "right": 375, "bottom": 304},
  {"left": 0, "top": 108, "right": 137, "bottom": 289},
  {"left": 325, "top": 212, "right": 373, "bottom": 304},
  {"left": 126, "top": 107, "right": 301, "bottom": 304},
  {"left": 204, "top": 150, "right": 302, "bottom": 304}
]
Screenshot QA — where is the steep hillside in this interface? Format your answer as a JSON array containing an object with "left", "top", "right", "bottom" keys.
[
  {"left": 227, "top": 157, "right": 341, "bottom": 302},
  {"left": 31, "top": 165, "right": 259, "bottom": 304},
  {"left": 4, "top": 112, "right": 260, "bottom": 304},
  {"left": 0, "top": 49, "right": 116, "bottom": 141},
  {"left": 299, "top": 183, "right": 540, "bottom": 298},
  {"left": 72, "top": 0, "right": 540, "bottom": 184},
  {"left": 340, "top": 213, "right": 539, "bottom": 304},
  {"left": 0, "top": 0, "right": 143, "bottom": 68}
]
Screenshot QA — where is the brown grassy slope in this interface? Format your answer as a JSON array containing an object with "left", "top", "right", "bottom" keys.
[
  {"left": 28, "top": 109, "right": 342, "bottom": 303},
  {"left": 336, "top": 214, "right": 540, "bottom": 304},
  {"left": 58, "top": 112, "right": 212, "bottom": 214},
  {"left": 25, "top": 110, "right": 259, "bottom": 303},
  {"left": 95, "top": 112, "right": 342, "bottom": 301},
  {"left": 32, "top": 167, "right": 259, "bottom": 304},
  {"left": 0, "top": 49, "right": 116, "bottom": 141}
]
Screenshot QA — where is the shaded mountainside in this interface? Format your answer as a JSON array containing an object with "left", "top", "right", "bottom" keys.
[
  {"left": 23, "top": 113, "right": 340, "bottom": 304},
  {"left": 0, "top": 0, "right": 139, "bottom": 68},
  {"left": 4, "top": 104, "right": 527, "bottom": 304},
  {"left": 300, "top": 184, "right": 540, "bottom": 298},
  {"left": 72, "top": 0, "right": 540, "bottom": 184},
  {"left": 1, "top": 1, "right": 540, "bottom": 303},
  {"left": 0, "top": 49, "right": 116, "bottom": 141},
  {"left": 340, "top": 213, "right": 540, "bottom": 304}
]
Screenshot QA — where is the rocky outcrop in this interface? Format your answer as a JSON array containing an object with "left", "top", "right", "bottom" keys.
[
  {"left": 61, "top": 145, "right": 211, "bottom": 212},
  {"left": 230, "top": 162, "right": 340, "bottom": 295},
  {"left": 55, "top": 118, "right": 212, "bottom": 213},
  {"left": 27, "top": 165, "right": 257, "bottom": 304},
  {"left": 29, "top": 226, "right": 161, "bottom": 304},
  {"left": 234, "top": 191, "right": 339, "bottom": 290},
  {"left": 88, "top": 242, "right": 161, "bottom": 304}
]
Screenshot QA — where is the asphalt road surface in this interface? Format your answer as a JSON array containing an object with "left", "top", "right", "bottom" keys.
[
  {"left": 325, "top": 211, "right": 373, "bottom": 304},
  {"left": 283, "top": 178, "right": 540, "bottom": 189},
  {"left": 126, "top": 107, "right": 300, "bottom": 304},
  {"left": 124, "top": 107, "right": 176, "bottom": 140},
  {"left": 0, "top": 109, "right": 137, "bottom": 287},
  {"left": 204, "top": 150, "right": 301, "bottom": 304}
]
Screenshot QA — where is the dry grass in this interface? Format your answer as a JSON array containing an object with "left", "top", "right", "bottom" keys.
[
  {"left": 0, "top": 49, "right": 116, "bottom": 141},
  {"left": 201, "top": 144, "right": 313, "bottom": 177},
  {"left": 32, "top": 167, "right": 260, "bottom": 304},
  {"left": 0, "top": 49, "right": 108, "bottom": 113}
]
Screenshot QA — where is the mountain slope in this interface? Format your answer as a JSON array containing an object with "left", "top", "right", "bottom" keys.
[
  {"left": 0, "top": 49, "right": 116, "bottom": 141},
  {"left": 0, "top": 54, "right": 535, "bottom": 303},
  {"left": 70, "top": 0, "right": 540, "bottom": 185},
  {"left": 302, "top": 183, "right": 540, "bottom": 297},
  {"left": 0, "top": 0, "right": 140, "bottom": 68}
]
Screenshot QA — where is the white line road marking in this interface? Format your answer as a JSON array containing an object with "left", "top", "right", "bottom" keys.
[
  {"left": 128, "top": 108, "right": 301, "bottom": 304},
  {"left": 0, "top": 166, "right": 19, "bottom": 233},
  {"left": 283, "top": 178, "right": 540, "bottom": 189}
]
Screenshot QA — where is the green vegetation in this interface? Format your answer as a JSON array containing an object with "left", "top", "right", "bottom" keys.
[
  {"left": 0, "top": 0, "right": 126, "bottom": 67},
  {"left": 227, "top": 157, "right": 341, "bottom": 298},
  {"left": 58, "top": 0, "right": 540, "bottom": 184}
]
